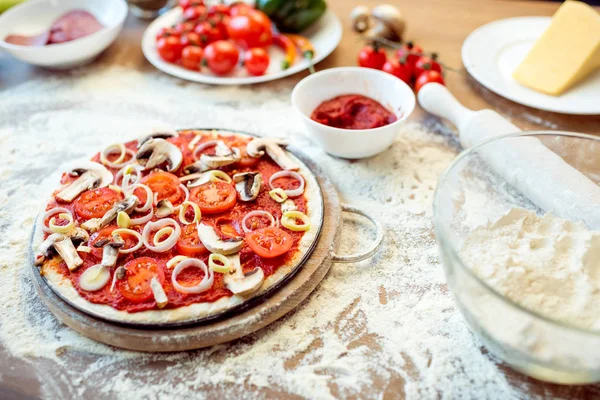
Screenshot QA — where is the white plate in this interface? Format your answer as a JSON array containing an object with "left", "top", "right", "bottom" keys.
[
  {"left": 142, "top": 7, "right": 342, "bottom": 85},
  {"left": 462, "top": 17, "right": 600, "bottom": 115}
]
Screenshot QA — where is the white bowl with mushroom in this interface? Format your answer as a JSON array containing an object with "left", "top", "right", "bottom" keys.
[{"left": 291, "top": 67, "right": 415, "bottom": 159}]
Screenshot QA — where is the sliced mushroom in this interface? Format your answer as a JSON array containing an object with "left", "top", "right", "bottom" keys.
[
  {"left": 55, "top": 162, "right": 113, "bottom": 203},
  {"left": 351, "top": 6, "right": 371, "bottom": 33},
  {"left": 281, "top": 199, "right": 297, "bottom": 213},
  {"left": 246, "top": 138, "right": 298, "bottom": 170},
  {"left": 180, "top": 171, "right": 213, "bottom": 187},
  {"left": 136, "top": 138, "right": 182, "bottom": 172},
  {"left": 365, "top": 4, "right": 405, "bottom": 43},
  {"left": 137, "top": 128, "right": 178, "bottom": 148},
  {"left": 233, "top": 172, "right": 262, "bottom": 201},
  {"left": 200, "top": 141, "right": 241, "bottom": 168},
  {"left": 35, "top": 228, "right": 89, "bottom": 271},
  {"left": 197, "top": 223, "right": 243, "bottom": 255},
  {"left": 100, "top": 234, "right": 125, "bottom": 268},
  {"left": 81, "top": 196, "right": 139, "bottom": 233},
  {"left": 156, "top": 199, "right": 175, "bottom": 218},
  {"left": 223, "top": 253, "right": 264, "bottom": 296},
  {"left": 150, "top": 277, "right": 169, "bottom": 308}
]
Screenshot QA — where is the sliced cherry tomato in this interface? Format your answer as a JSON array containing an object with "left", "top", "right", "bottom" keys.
[
  {"left": 415, "top": 70, "right": 445, "bottom": 94},
  {"left": 157, "top": 36, "right": 184, "bottom": 63},
  {"left": 413, "top": 54, "right": 442, "bottom": 78},
  {"left": 194, "top": 21, "right": 226, "bottom": 45},
  {"left": 140, "top": 171, "right": 184, "bottom": 204},
  {"left": 116, "top": 257, "right": 165, "bottom": 303},
  {"left": 244, "top": 47, "right": 270, "bottom": 76},
  {"left": 228, "top": 138, "right": 258, "bottom": 167},
  {"left": 226, "top": 11, "right": 272, "bottom": 49},
  {"left": 189, "top": 181, "right": 237, "bottom": 214},
  {"left": 181, "top": 45, "right": 204, "bottom": 70},
  {"left": 382, "top": 58, "right": 413, "bottom": 84},
  {"left": 246, "top": 227, "right": 293, "bottom": 259},
  {"left": 183, "top": 4, "right": 207, "bottom": 21},
  {"left": 203, "top": 40, "right": 239, "bottom": 75},
  {"left": 229, "top": 3, "right": 253, "bottom": 17},
  {"left": 395, "top": 42, "right": 423, "bottom": 67},
  {"left": 176, "top": 224, "right": 208, "bottom": 257},
  {"left": 208, "top": 4, "right": 230, "bottom": 16},
  {"left": 88, "top": 225, "right": 139, "bottom": 259},
  {"left": 358, "top": 45, "right": 386, "bottom": 69},
  {"left": 73, "top": 187, "right": 121, "bottom": 219}
]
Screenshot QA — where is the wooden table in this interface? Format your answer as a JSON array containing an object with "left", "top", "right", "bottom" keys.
[{"left": 2, "top": 0, "right": 600, "bottom": 398}]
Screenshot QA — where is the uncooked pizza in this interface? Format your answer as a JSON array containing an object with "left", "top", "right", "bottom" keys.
[{"left": 32, "top": 129, "right": 322, "bottom": 325}]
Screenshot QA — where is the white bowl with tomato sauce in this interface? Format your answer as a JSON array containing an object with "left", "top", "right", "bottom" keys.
[
  {"left": 0, "top": 0, "right": 127, "bottom": 69},
  {"left": 291, "top": 67, "right": 415, "bottom": 159}
]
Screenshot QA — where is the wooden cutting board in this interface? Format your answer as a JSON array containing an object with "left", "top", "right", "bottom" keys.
[{"left": 29, "top": 156, "right": 342, "bottom": 352}]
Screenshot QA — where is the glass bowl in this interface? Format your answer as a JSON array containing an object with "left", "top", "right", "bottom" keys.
[{"left": 434, "top": 131, "right": 600, "bottom": 384}]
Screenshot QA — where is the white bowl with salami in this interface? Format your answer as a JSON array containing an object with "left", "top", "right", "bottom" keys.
[
  {"left": 291, "top": 67, "right": 415, "bottom": 159},
  {"left": 0, "top": 0, "right": 127, "bottom": 69}
]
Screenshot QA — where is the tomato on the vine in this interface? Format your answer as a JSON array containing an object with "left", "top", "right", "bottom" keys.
[
  {"left": 208, "top": 4, "right": 230, "bottom": 17},
  {"left": 203, "top": 40, "right": 239, "bottom": 75},
  {"left": 156, "top": 26, "right": 179, "bottom": 40},
  {"left": 157, "top": 36, "right": 184, "bottom": 62},
  {"left": 181, "top": 31, "right": 202, "bottom": 47},
  {"left": 382, "top": 58, "right": 413, "bottom": 84},
  {"left": 413, "top": 54, "right": 442, "bottom": 78},
  {"left": 395, "top": 42, "right": 423, "bottom": 67},
  {"left": 194, "top": 21, "right": 226, "bottom": 45},
  {"left": 244, "top": 48, "right": 270, "bottom": 76},
  {"left": 358, "top": 45, "right": 386, "bottom": 69},
  {"left": 230, "top": 3, "right": 253, "bottom": 17},
  {"left": 175, "top": 21, "right": 196, "bottom": 34},
  {"left": 226, "top": 11, "right": 272, "bottom": 49},
  {"left": 181, "top": 46, "right": 204, "bottom": 70},
  {"left": 415, "top": 70, "right": 445, "bottom": 94},
  {"left": 179, "top": 0, "right": 204, "bottom": 11}
]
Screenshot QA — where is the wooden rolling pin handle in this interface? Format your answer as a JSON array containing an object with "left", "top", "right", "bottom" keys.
[{"left": 417, "top": 83, "right": 476, "bottom": 131}]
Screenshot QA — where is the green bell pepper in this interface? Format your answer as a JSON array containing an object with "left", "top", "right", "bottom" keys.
[{"left": 258, "top": 0, "right": 327, "bottom": 33}]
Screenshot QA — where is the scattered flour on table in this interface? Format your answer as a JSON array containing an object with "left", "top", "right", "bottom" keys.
[{"left": 0, "top": 64, "right": 571, "bottom": 399}]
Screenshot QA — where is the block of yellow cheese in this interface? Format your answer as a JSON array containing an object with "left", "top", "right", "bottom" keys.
[{"left": 513, "top": 1, "right": 600, "bottom": 96}]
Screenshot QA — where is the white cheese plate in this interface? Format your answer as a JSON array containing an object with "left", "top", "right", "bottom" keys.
[
  {"left": 142, "top": 7, "right": 342, "bottom": 85},
  {"left": 462, "top": 17, "right": 600, "bottom": 115}
]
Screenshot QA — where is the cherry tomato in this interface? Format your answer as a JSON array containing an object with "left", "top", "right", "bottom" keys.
[
  {"left": 246, "top": 227, "right": 293, "bottom": 259},
  {"left": 157, "top": 36, "right": 184, "bottom": 63},
  {"left": 396, "top": 42, "right": 423, "bottom": 67},
  {"left": 415, "top": 70, "right": 445, "bottom": 94},
  {"left": 189, "top": 181, "right": 237, "bottom": 214},
  {"left": 194, "top": 21, "right": 226, "bottom": 45},
  {"left": 208, "top": 4, "right": 230, "bottom": 16},
  {"left": 179, "top": 0, "right": 204, "bottom": 11},
  {"left": 357, "top": 45, "right": 386, "bottom": 69},
  {"left": 413, "top": 54, "right": 442, "bottom": 78},
  {"left": 226, "top": 11, "right": 272, "bottom": 49},
  {"left": 382, "top": 58, "right": 413, "bottom": 84},
  {"left": 175, "top": 21, "right": 196, "bottom": 34},
  {"left": 156, "top": 26, "right": 179, "bottom": 40},
  {"left": 176, "top": 224, "right": 208, "bottom": 257},
  {"left": 204, "top": 40, "right": 239, "bottom": 75},
  {"left": 243, "top": 48, "right": 270, "bottom": 76},
  {"left": 181, "top": 45, "right": 204, "bottom": 70},
  {"left": 230, "top": 3, "right": 253, "bottom": 17},
  {"left": 181, "top": 31, "right": 202, "bottom": 47},
  {"left": 140, "top": 171, "right": 184, "bottom": 204},
  {"left": 116, "top": 257, "right": 165, "bottom": 303},
  {"left": 183, "top": 4, "right": 207, "bottom": 21},
  {"left": 73, "top": 187, "right": 121, "bottom": 219}
]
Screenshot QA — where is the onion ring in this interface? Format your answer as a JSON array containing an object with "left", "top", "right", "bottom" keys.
[
  {"left": 269, "top": 170, "right": 305, "bottom": 198},
  {"left": 129, "top": 209, "right": 154, "bottom": 225},
  {"left": 172, "top": 258, "right": 214, "bottom": 294},
  {"left": 101, "top": 144, "right": 136, "bottom": 169},
  {"left": 142, "top": 218, "right": 181, "bottom": 252},
  {"left": 42, "top": 207, "right": 73, "bottom": 233},
  {"left": 242, "top": 210, "right": 277, "bottom": 233},
  {"left": 193, "top": 140, "right": 218, "bottom": 160},
  {"left": 115, "top": 163, "right": 143, "bottom": 188},
  {"left": 127, "top": 183, "right": 153, "bottom": 212},
  {"left": 111, "top": 228, "right": 143, "bottom": 254},
  {"left": 178, "top": 201, "right": 201, "bottom": 225}
]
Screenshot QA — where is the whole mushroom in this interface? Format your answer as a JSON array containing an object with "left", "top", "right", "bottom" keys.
[{"left": 364, "top": 4, "right": 405, "bottom": 43}]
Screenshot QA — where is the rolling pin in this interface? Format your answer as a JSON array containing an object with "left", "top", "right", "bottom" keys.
[{"left": 418, "top": 83, "right": 600, "bottom": 229}]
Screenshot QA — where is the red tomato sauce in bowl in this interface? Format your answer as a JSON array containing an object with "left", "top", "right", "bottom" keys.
[{"left": 310, "top": 94, "right": 397, "bottom": 130}]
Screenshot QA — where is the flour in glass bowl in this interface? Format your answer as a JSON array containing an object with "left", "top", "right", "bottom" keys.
[{"left": 0, "top": 64, "right": 581, "bottom": 399}]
